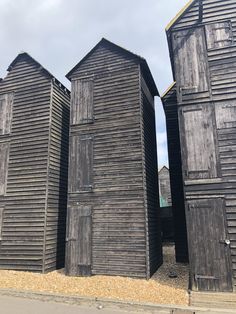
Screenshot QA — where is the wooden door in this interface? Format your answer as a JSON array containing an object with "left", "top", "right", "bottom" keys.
[
  {"left": 0, "top": 93, "right": 13, "bottom": 135},
  {"left": 71, "top": 79, "right": 94, "bottom": 125},
  {"left": 187, "top": 198, "right": 232, "bottom": 291},
  {"left": 65, "top": 205, "right": 92, "bottom": 276},
  {"left": 68, "top": 135, "right": 93, "bottom": 192},
  {"left": 172, "top": 27, "right": 210, "bottom": 103},
  {"left": 179, "top": 104, "right": 219, "bottom": 181},
  {"left": 0, "top": 142, "right": 9, "bottom": 195}
]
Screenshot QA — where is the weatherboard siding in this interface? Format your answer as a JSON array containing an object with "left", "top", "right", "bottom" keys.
[
  {"left": 167, "top": 0, "right": 236, "bottom": 291},
  {"left": 0, "top": 59, "right": 51, "bottom": 271},
  {"left": 162, "top": 85, "right": 188, "bottom": 263},
  {"left": 0, "top": 55, "right": 70, "bottom": 272},
  {"left": 66, "top": 41, "right": 160, "bottom": 278},
  {"left": 45, "top": 83, "right": 70, "bottom": 272},
  {"left": 141, "top": 82, "right": 162, "bottom": 276}
]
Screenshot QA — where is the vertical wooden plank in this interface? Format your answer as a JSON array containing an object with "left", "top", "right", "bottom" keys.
[
  {"left": 78, "top": 206, "right": 92, "bottom": 276},
  {"left": 69, "top": 135, "right": 93, "bottom": 192},
  {"left": 187, "top": 198, "right": 232, "bottom": 292},
  {"left": 172, "top": 27, "right": 209, "bottom": 102},
  {"left": 205, "top": 22, "right": 233, "bottom": 49},
  {"left": 180, "top": 104, "right": 218, "bottom": 180},
  {"left": 0, "top": 206, "right": 4, "bottom": 241},
  {"left": 66, "top": 205, "right": 92, "bottom": 276},
  {"left": 71, "top": 80, "right": 93, "bottom": 125},
  {"left": 65, "top": 206, "right": 79, "bottom": 276},
  {"left": 0, "top": 142, "right": 9, "bottom": 196},
  {"left": 0, "top": 93, "right": 13, "bottom": 135},
  {"left": 215, "top": 101, "right": 236, "bottom": 129}
]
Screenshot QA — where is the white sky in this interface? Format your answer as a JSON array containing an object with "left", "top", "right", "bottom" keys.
[{"left": 0, "top": 0, "right": 188, "bottom": 168}]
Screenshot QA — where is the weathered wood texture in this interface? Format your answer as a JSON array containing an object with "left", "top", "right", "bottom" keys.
[
  {"left": 141, "top": 87, "right": 162, "bottom": 276},
  {"left": 65, "top": 38, "right": 161, "bottom": 278},
  {"left": 190, "top": 291, "right": 236, "bottom": 309},
  {"left": 162, "top": 86, "right": 188, "bottom": 262},
  {"left": 166, "top": 0, "right": 236, "bottom": 291},
  {"left": 0, "top": 53, "right": 70, "bottom": 272}
]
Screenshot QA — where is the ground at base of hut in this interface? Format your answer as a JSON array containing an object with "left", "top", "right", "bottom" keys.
[{"left": 0, "top": 245, "right": 189, "bottom": 306}]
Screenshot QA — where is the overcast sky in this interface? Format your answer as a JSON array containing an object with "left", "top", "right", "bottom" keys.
[{"left": 0, "top": 0, "right": 188, "bottom": 168}]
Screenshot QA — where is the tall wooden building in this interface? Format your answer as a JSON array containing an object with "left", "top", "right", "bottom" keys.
[
  {"left": 0, "top": 52, "right": 70, "bottom": 272},
  {"left": 162, "top": 84, "right": 188, "bottom": 262},
  {"left": 65, "top": 38, "right": 162, "bottom": 279},
  {"left": 163, "top": 0, "right": 236, "bottom": 292}
]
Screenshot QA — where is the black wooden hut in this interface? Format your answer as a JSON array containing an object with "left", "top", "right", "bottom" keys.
[
  {"left": 65, "top": 38, "right": 162, "bottom": 278},
  {"left": 0, "top": 52, "right": 70, "bottom": 272},
  {"left": 162, "top": 84, "right": 188, "bottom": 262},
  {"left": 163, "top": 0, "right": 236, "bottom": 292}
]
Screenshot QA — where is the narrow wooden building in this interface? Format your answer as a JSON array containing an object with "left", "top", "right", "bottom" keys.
[
  {"left": 0, "top": 52, "right": 70, "bottom": 272},
  {"left": 162, "top": 84, "right": 188, "bottom": 262},
  {"left": 163, "top": 0, "right": 236, "bottom": 292},
  {"left": 65, "top": 38, "right": 162, "bottom": 278}
]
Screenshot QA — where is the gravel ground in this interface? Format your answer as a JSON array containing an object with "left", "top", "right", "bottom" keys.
[{"left": 0, "top": 245, "right": 189, "bottom": 306}]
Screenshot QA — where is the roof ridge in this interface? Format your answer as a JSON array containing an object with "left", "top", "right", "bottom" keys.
[
  {"left": 166, "top": 0, "right": 197, "bottom": 31},
  {"left": 6, "top": 52, "right": 70, "bottom": 95}
]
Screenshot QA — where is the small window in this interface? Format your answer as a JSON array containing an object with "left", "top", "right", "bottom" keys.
[
  {"left": 71, "top": 79, "right": 94, "bottom": 125},
  {"left": 0, "top": 93, "right": 13, "bottom": 135},
  {"left": 205, "top": 22, "right": 234, "bottom": 49}
]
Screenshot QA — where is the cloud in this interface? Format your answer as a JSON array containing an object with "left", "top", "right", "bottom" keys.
[{"left": 0, "top": 0, "right": 188, "bottom": 165}]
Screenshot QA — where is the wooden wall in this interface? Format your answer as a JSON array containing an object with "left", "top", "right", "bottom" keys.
[
  {"left": 44, "top": 83, "right": 70, "bottom": 272},
  {"left": 65, "top": 40, "right": 161, "bottom": 278},
  {"left": 141, "top": 79, "right": 162, "bottom": 276},
  {"left": 162, "top": 85, "right": 188, "bottom": 262},
  {"left": 167, "top": 0, "right": 236, "bottom": 291},
  {"left": 0, "top": 54, "right": 70, "bottom": 272}
]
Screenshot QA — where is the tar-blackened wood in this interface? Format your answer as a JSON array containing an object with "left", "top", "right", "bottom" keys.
[
  {"left": 0, "top": 53, "right": 70, "bottom": 272},
  {"left": 162, "top": 85, "right": 188, "bottom": 262},
  {"left": 65, "top": 38, "right": 161, "bottom": 278},
  {"left": 165, "top": 0, "right": 236, "bottom": 292},
  {"left": 187, "top": 198, "right": 232, "bottom": 292}
]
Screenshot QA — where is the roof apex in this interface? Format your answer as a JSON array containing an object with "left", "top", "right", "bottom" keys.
[
  {"left": 159, "top": 165, "right": 169, "bottom": 172},
  {"left": 6, "top": 52, "right": 70, "bottom": 94},
  {"left": 166, "top": 0, "right": 197, "bottom": 32},
  {"left": 66, "top": 38, "right": 159, "bottom": 96}
]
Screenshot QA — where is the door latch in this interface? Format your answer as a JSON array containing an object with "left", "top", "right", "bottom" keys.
[{"left": 219, "top": 239, "right": 231, "bottom": 245}]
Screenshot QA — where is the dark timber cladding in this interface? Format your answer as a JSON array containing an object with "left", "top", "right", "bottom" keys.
[
  {"left": 165, "top": 0, "right": 236, "bottom": 292},
  {"left": 162, "top": 85, "right": 188, "bottom": 262},
  {"left": 65, "top": 38, "right": 162, "bottom": 278},
  {"left": 0, "top": 52, "right": 70, "bottom": 272}
]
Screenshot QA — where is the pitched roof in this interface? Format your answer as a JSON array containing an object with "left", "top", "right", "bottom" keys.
[
  {"left": 7, "top": 52, "right": 70, "bottom": 94},
  {"left": 66, "top": 38, "right": 159, "bottom": 96},
  {"left": 166, "top": 0, "right": 197, "bottom": 32},
  {"left": 161, "top": 82, "right": 176, "bottom": 99},
  {"left": 158, "top": 166, "right": 169, "bottom": 175}
]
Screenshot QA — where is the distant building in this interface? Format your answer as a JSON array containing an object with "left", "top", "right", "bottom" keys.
[
  {"left": 158, "top": 166, "right": 174, "bottom": 241},
  {"left": 158, "top": 166, "right": 172, "bottom": 207}
]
